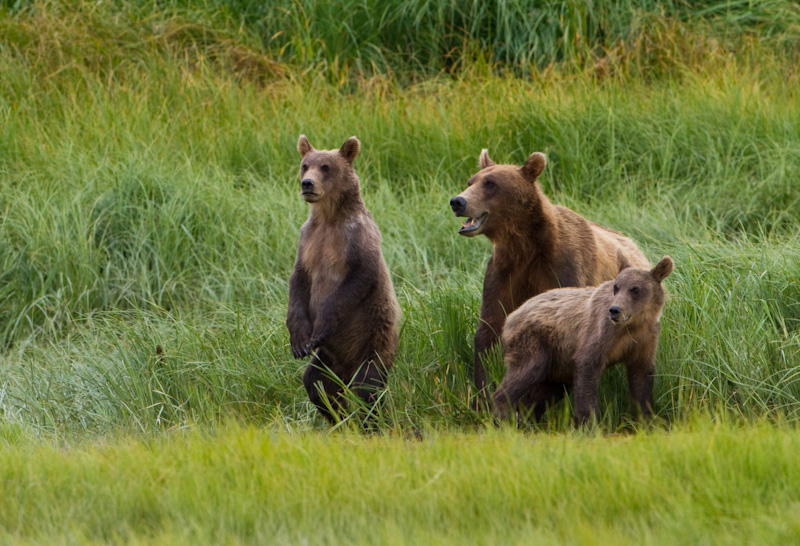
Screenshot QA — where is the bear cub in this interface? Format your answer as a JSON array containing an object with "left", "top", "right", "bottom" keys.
[
  {"left": 494, "top": 253, "right": 674, "bottom": 424},
  {"left": 287, "top": 135, "right": 400, "bottom": 423}
]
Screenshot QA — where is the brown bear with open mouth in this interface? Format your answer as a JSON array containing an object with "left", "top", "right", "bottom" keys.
[{"left": 450, "top": 149, "right": 651, "bottom": 395}]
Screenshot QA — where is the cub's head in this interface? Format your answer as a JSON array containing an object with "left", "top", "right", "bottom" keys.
[
  {"left": 297, "top": 135, "right": 361, "bottom": 204},
  {"left": 449, "top": 149, "right": 547, "bottom": 239},
  {"left": 608, "top": 254, "right": 674, "bottom": 327}
]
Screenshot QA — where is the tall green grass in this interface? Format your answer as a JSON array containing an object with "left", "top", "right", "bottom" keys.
[
  {"left": 1, "top": 0, "right": 800, "bottom": 434},
  {"left": 4, "top": 0, "right": 800, "bottom": 82}
]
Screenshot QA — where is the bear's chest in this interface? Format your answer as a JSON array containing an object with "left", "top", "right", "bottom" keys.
[
  {"left": 604, "top": 322, "right": 656, "bottom": 366},
  {"left": 301, "top": 225, "right": 350, "bottom": 306}
]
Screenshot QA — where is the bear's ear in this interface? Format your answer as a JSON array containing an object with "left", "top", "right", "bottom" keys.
[
  {"left": 479, "top": 149, "right": 495, "bottom": 170},
  {"left": 339, "top": 136, "right": 360, "bottom": 163},
  {"left": 616, "top": 249, "right": 632, "bottom": 274},
  {"left": 521, "top": 152, "right": 547, "bottom": 182},
  {"left": 297, "top": 135, "right": 314, "bottom": 157},
  {"left": 650, "top": 256, "right": 674, "bottom": 283}
]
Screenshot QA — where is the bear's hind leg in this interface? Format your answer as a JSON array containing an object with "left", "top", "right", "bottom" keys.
[
  {"left": 349, "top": 354, "right": 390, "bottom": 426},
  {"left": 519, "top": 381, "right": 568, "bottom": 421},
  {"left": 303, "top": 352, "right": 345, "bottom": 423},
  {"left": 493, "top": 346, "right": 552, "bottom": 422}
]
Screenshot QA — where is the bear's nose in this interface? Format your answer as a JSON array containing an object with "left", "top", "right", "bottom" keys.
[
  {"left": 450, "top": 196, "right": 466, "bottom": 215},
  {"left": 301, "top": 179, "right": 315, "bottom": 192},
  {"left": 609, "top": 306, "right": 622, "bottom": 321}
]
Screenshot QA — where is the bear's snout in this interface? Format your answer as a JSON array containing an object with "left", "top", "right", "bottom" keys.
[
  {"left": 450, "top": 196, "right": 467, "bottom": 215},
  {"left": 609, "top": 306, "right": 622, "bottom": 322},
  {"left": 301, "top": 178, "right": 315, "bottom": 193}
]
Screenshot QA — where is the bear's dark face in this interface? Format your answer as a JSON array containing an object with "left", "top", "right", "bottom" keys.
[
  {"left": 449, "top": 150, "right": 547, "bottom": 239},
  {"left": 608, "top": 256, "right": 674, "bottom": 326},
  {"left": 297, "top": 135, "right": 360, "bottom": 204}
]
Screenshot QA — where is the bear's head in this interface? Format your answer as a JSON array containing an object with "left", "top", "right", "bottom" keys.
[
  {"left": 608, "top": 254, "right": 674, "bottom": 327},
  {"left": 297, "top": 135, "right": 361, "bottom": 205},
  {"left": 449, "top": 149, "right": 547, "bottom": 239}
]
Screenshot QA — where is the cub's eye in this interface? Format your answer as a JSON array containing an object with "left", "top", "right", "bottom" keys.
[
  {"left": 321, "top": 164, "right": 330, "bottom": 172},
  {"left": 630, "top": 287, "right": 640, "bottom": 296},
  {"left": 613, "top": 284, "right": 619, "bottom": 295},
  {"left": 301, "top": 164, "right": 308, "bottom": 172}
]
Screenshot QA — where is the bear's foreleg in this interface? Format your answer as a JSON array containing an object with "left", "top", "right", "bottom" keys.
[
  {"left": 287, "top": 261, "right": 313, "bottom": 358},
  {"left": 625, "top": 341, "right": 658, "bottom": 420},
  {"left": 573, "top": 354, "right": 605, "bottom": 425}
]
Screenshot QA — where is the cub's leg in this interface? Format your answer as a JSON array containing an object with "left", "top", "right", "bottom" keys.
[
  {"left": 626, "top": 357, "right": 657, "bottom": 420},
  {"left": 493, "top": 344, "right": 552, "bottom": 421},
  {"left": 518, "top": 381, "right": 568, "bottom": 421},
  {"left": 573, "top": 359, "right": 604, "bottom": 425}
]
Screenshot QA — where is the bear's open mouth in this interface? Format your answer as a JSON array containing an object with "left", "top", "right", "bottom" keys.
[
  {"left": 612, "top": 314, "right": 631, "bottom": 324},
  {"left": 458, "top": 212, "right": 488, "bottom": 234}
]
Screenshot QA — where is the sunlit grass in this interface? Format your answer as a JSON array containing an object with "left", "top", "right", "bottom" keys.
[{"left": 1, "top": 420, "right": 800, "bottom": 544}]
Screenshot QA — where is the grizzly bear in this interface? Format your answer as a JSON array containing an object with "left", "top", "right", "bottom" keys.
[
  {"left": 450, "top": 149, "right": 651, "bottom": 394},
  {"left": 493, "top": 254, "right": 674, "bottom": 424},
  {"left": 287, "top": 135, "right": 401, "bottom": 423}
]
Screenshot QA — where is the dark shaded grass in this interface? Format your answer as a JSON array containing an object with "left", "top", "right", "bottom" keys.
[{"left": 7, "top": 0, "right": 798, "bottom": 80}]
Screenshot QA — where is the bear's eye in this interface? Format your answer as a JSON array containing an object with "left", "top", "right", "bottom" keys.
[
  {"left": 484, "top": 179, "right": 496, "bottom": 190},
  {"left": 301, "top": 164, "right": 308, "bottom": 172},
  {"left": 630, "top": 287, "right": 640, "bottom": 296},
  {"left": 321, "top": 164, "right": 330, "bottom": 172},
  {"left": 613, "top": 284, "right": 619, "bottom": 295}
]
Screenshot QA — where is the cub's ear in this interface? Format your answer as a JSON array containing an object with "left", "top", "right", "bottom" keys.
[
  {"left": 479, "top": 149, "right": 495, "bottom": 170},
  {"left": 651, "top": 256, "right": 674, "bottom": 283},
  {"left": 339, "top": 136, "right": 360, "bottom": 163},
  {"left": 521, "top": 152, "right": 547, "bottom": 182},
  {"left": 297, "top": 135, "right": 314, "bottom": 157},
  {"left": 616, "top": 249, "right": 632, "bottom": 274}
]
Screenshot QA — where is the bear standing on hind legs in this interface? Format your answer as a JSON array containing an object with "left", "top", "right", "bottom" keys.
[
  {"left": 450, "top": 149, "right": 651, "bottom": 396},
  {"left": 494, "top": 254, "right": 674, "bottom": 425},
  {"left": 287, "top": 135, "right": 400, "bottom": 423}
]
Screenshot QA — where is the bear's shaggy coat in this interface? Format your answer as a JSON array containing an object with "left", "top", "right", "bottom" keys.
[
  {"left": 450, "top": 149, "right": 651, "bottom": 393},
  {"left": 494, "top": 255, "right": 674, "bottom": 424},
  {"left": 287, "top": 135, "right": 400, "bottom": 423}
]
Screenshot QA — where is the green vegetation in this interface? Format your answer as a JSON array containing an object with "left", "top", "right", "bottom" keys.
[
  {"left": 2, "top": 421, "right": 800, "bottom": 544},
  {"left": 2, "top": 0, "right": 800, "bottom": 542},
  {"left": 1, "top": 0, "right": 800, "bottom": 433}
]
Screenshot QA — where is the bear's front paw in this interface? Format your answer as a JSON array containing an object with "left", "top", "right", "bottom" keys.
[
  {"left": 291, "top": 341, "right": 310, "bottom": 359},
  {"left": 306, "top": 332, "right": 328, "bottom": 354},
  {"left": 289, "top": 329, "right": 312, "bottom": 359}
]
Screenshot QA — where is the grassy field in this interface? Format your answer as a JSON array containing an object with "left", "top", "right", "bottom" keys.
[
  {"left": 2, "top": 420, "right": 800, "bottom": 544},
  {"left": 1, "top": 0, "right": 800, "bottom": 541}
]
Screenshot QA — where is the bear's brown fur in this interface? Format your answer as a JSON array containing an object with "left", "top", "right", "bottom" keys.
[
  {"left": 450, "top": 149, "right": 651, "bottom": 393},
  {"left": 287, "top": 135, "right": 401, "bottom": 423},
  {"left": 494, "top": 254, "right": 674, "bottom": 424}
]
